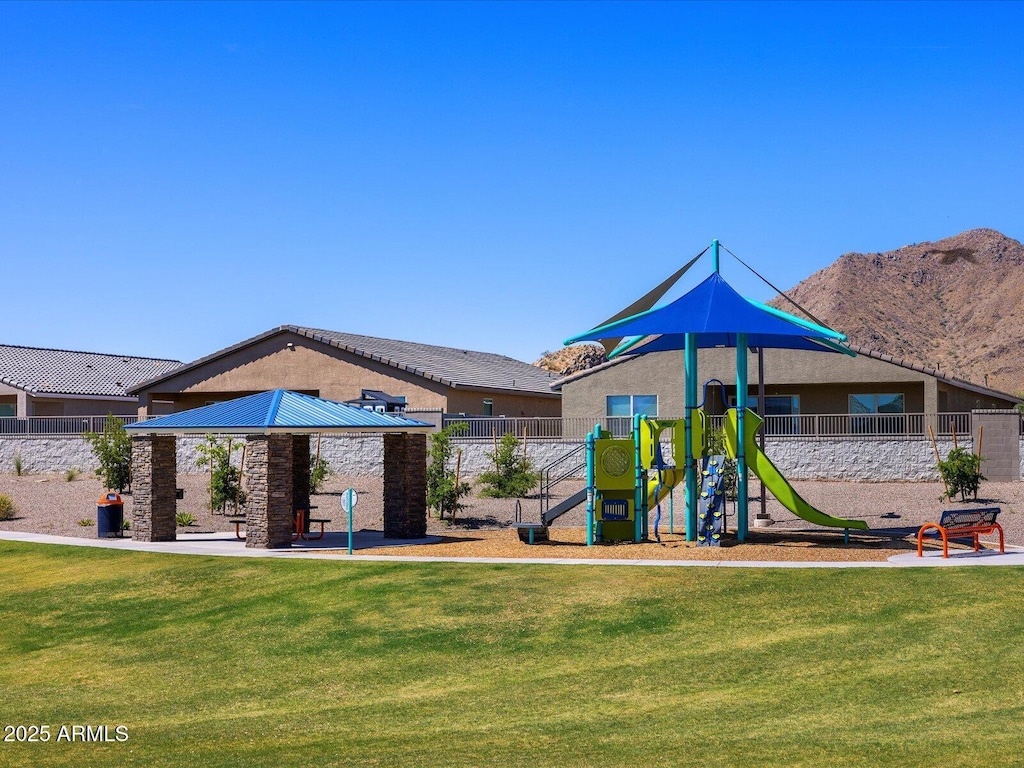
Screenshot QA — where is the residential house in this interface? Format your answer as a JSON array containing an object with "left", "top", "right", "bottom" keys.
[{"left": 130, "top": 326, "right": 561, "bottom": 418}]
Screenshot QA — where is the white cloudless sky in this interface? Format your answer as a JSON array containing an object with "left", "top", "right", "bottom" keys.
[{"left": 2, "top": 1, "right": 1021, "bottom": 363}]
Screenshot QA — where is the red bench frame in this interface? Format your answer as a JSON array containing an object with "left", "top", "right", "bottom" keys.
[{"left": 917, "top": 507, "right": 1004, "bottom": 559}]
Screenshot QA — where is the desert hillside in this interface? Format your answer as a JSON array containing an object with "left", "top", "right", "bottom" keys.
[
  {"left": 534, "top": 344, "right": 607, "bottom": 376},
  {"left": 769, "top": 228, "right": 1024, "bottom": 394}
]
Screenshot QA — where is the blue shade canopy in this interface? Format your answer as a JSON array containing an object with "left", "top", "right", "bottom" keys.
[
  {"left": 126, "top": 390, "right": 434, "bottom": 434},
  {"left": 566, "top": 272, "right": 850, "bottom": 355}
]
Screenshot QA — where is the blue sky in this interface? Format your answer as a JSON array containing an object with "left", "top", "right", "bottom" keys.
[{"left": 2, "top": 2, "right": 1021, "bottom": 364}]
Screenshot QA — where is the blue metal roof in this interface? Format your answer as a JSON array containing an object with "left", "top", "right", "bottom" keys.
[{"left": 126, "top": 390, "right": 433, "bottom": 434}]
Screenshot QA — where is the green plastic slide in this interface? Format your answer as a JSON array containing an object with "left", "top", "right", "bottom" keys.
[{"left": 724, "top": 408, "right": 868, "bottom": 531}]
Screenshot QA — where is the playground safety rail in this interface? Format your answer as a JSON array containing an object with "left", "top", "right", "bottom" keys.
[{"left": 537, "top": 443, "right": 587, "bottom": 521}]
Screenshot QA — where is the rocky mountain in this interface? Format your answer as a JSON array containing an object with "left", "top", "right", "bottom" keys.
[
  {"left": 770, "top": 228, "right": 1024, "bottom": 394},
  {"left": 534, "top": 344, "right": 607, "bottom": 376}
]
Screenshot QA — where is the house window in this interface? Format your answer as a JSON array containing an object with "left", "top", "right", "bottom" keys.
[
  {"left": 0, "top": 404, "right": 14, "bottom": 417},
  {"left": 731, "top": 395, "right": 800, "bottom": 434},
  {"left": 849, "top": 394, "right": 905, "bottom": 414},
  {"left": 606, "top": 395, "right": 658, "bottom": 418},
  {"left": 849, "top": 393, "right": 905, "bottom": 434},
  {"left": 606, "top": 395, "right": 657, "bottom": 436},
  {"left": 483, "top": 399, "right": 493, "bottom": 417},
  {"left": 735, "top": 395, "right": 800, "bottom": 415}
]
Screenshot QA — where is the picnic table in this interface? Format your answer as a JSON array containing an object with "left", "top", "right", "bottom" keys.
[{"left": 227, "top": 508, "right": 332, "bottom": 542}]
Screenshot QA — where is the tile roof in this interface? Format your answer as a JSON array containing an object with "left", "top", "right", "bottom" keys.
[
  {"left": 0, "top": 344, "right": 181, "bottom": 397},
  {"left": 130, "top": 326, "right": 560, "bottom": 396},
  {"left": 293, "top": 327, "right": 559, "bottom": 394}
]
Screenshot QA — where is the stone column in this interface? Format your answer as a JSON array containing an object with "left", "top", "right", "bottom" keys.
[
  {"left": 244, "top": 434, "right": 294, "bottom": 548},
  {"left": 383, "top": 433, "right": 427, "bottom": 539},
  {"left": 972, "top": 409, "right": 1020, "bottom": 482},
  {"left": 292, "top": 434, "right": 311, "bottom": 532},
  {"left": 131, "top": 434, "right": 177, "bottom": 542}
]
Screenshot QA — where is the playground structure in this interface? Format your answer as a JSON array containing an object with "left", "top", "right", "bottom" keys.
[
  {"left": 520, "top": 238, "right": 870, "bottom": 545},
  {"left": 519, "top": 396, "right": 867, "bottom": 545}
]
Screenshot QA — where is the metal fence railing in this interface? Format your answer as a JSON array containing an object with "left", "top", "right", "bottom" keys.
[
  {"left": 0, "top": 411, "right": 978, "bottom": 439},
  {"left": 442, "top": 412, "right": 975, "bottom": 441},
  {"left": 0, "top": 415, "right": 141, "bottom": 436}
]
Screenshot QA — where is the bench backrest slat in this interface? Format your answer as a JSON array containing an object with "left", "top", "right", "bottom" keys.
[{"left": 938, "top": 507, "right": 1000, "bottom": 529}]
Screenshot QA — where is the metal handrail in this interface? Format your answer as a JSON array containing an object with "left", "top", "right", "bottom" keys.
[
  {"left": 440, "top": 412, "right": 975, "bottom": 440},
  {"left": 0, "top": 415, "right": 142, "bottom": 436},
  {"left": 538, "top": 444, "right": 586, "bottom": 521}
]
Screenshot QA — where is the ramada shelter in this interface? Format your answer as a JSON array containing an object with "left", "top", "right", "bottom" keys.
[
  {"left": 126, "top": 390, "right": 434, "bottom": 548},
  {"left": 130, "top": 326, "right": 561, "bottom": 419}
]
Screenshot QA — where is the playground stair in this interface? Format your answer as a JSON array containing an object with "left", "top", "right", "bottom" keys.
[{"left": 515, "top": 446, "right": 587, "bottom": 542}]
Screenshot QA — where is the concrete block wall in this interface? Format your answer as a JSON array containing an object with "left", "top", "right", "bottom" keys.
[
  {"left": 972, "top": 409, "right": 1020, "bottom": 482},
  {"left": 1, "top": 432, "right": 1018, "bottom": 483}
]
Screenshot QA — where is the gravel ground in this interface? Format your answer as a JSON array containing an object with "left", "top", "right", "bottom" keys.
[{"left": 0, "top": 472, "right": 1019, "bottom": 562}]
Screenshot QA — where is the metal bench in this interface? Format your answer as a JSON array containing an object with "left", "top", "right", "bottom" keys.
[
  {"left": 917, "top": 507, "right": 1005, "bottom": 559},
  {"left": 228, "top": 517, "right": 247, "bottom": 540}
]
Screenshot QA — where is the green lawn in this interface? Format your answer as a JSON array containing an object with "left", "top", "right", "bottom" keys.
[{"left": 2, "top": 541, "right": 1023, "bottom": 767}]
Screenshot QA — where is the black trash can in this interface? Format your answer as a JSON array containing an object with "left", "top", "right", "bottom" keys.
[{"left": 97, "top": 493, "right": 124, "bottom": 538}]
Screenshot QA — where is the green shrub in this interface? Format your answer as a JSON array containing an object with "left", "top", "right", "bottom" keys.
[
  {"left": 478, "top": 433, "right": 539, "bottom": 498},
  {"left": 65, "top": 468, "right": 80, "bottom": 482},
  {"left": 84, "top": 415, "right": 131, "bottom": 492},
  {"left": 13, "top": 450, "right": 24, "bottom": 476},
  {"left": 938, "top": 447, "right": 985, "bottom": 502},
  {"left": 195, "top": 436, "right": 246, "bottom": 512},
  {"left": 426, "top": 423, "right": 471, "bottom": 520},
  {"left": 310, "top": 455, "right": 332, "bottom": 494},
  {"left": 77, "top": 518, "right": 94, "bottom": 527},
  {"left": 176, "top": 512, "right": 196, "bottom": 527},
  {"left": 0, "top": 494, "right": 15, "bottom": 521}
]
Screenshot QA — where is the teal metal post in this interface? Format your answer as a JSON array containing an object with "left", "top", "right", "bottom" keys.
[
  {"left": 633, "top": 413, "right": 643, "bottom": 543},
  {"left": 711, "top": 238, "right": 720, "bottom": 273},
  {"left": 736, "top": 333, "right": 749, "bottom": 543},
  {"left": 684, "top": 332, "right": 698, "bottom": 541},
  {"left": 346, "top": 488, "right": 355, "bottom": 555},
  {"left": 585, "top": 430, "right": 596, "bottom": 546}
]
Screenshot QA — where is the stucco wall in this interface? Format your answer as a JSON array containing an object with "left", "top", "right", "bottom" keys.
[{"left": 445, "top": 389, "right": 561, "bottom": 418}]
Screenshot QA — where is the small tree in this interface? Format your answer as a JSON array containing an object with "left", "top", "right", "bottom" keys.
[
  {"left": 937, "top": 447, "right": 985, "bottom": 502},
  {"left": 195, "top": 436, "right": 246, "bottom": 512},
  {"left": 85, "top": 414, "right": 132, "bottom": 492},
  {"left": 310, "top": 454, "right": 332, "bottom": 494},
  {"left": 478, "top": 432, "right": 539, "bottom": 498},
  {"left": 426, "top": 423, "right": 471, "bottom": 520}
]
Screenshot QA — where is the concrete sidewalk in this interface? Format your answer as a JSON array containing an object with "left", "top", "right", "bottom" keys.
[{"left": 2, "top": 529, "right": 1023, "bottom": 568}]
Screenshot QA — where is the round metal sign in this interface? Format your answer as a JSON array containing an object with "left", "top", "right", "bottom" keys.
[{"left": 341, "top": 488, "right": 358, "bottom": 513}]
